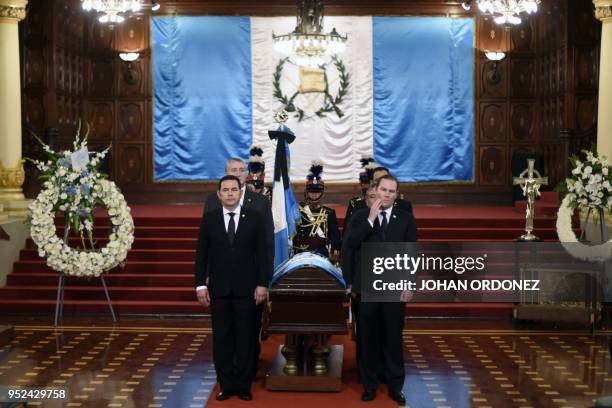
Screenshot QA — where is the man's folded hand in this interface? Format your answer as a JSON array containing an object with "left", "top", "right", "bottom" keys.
[
  {"left": 197, "top": 287, "right": 210, "bottom": 307},
  {"left": 254, "top": 286, "right": 269, "bottom": 305}
]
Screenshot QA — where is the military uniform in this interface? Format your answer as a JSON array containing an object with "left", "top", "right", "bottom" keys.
[
  {"left": 293, "top": 161, "right": 341, "bottom": 259},
  {"left": 293, "top": 203, "right": 341, "bottom": 258}
]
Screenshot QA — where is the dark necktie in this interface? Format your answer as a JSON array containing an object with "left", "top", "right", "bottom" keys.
[
  {"left": 227, "top": 212, "right": 236, "bottom": 244},
  {"left": 380, "top": 211, "right": 388, "bottom": 238}
]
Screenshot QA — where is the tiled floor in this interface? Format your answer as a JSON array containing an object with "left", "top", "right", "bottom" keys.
[{"left": 0, "top": 318, "right": 610, "bottom": 407}]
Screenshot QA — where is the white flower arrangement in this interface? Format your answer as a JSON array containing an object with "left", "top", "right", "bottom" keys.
[
  {"left": 556, "top": 150, "right": 612, "bottom": 262},
  {"left": 27, "top": 124, "right": 134, "bottom": 277}
]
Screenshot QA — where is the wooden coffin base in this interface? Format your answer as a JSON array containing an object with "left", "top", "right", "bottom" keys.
[{"left": 265, "top": 344, "right": 343, "bottom": 392}]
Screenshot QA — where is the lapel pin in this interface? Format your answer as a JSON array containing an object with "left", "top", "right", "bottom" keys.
[
  {"left": 393, "top": 214, "right": 397, "bottom": 219},
  {"left": 241, "top": 213, "right": 246, "bottom": 218}
]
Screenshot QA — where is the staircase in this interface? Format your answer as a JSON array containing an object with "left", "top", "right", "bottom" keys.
[{"left": 0, "top": 202, "right": 567, "bottom": 318}]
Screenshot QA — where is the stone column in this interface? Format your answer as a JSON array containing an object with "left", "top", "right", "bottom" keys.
[
  {"left": 0, "top": 0, "right": 28, "bottom": 219},
  {"left": 594, "top": 1, "right": 612, "bottom": 161}
]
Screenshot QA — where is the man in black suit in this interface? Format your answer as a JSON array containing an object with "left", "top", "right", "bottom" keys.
[
  {"left": 345, "top": 166, "right": 413, "bottom": 227},
  {"left": 195, "top": 175, "right": 271, "bottom": 401},
  {"left": 345, "top": 174, "right": 417, "bottom": 404},
  {"left": 205, "top": 157, "right": 274, "bottom": 379}
]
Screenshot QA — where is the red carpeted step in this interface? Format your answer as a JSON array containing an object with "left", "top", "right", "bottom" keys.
[
  {"left": 539, "top": 191, "right": 560, "bottom": 203},
  {"left": 0, "top": 299, "right": 207, "bottom": 314},
  {"left": 3, "top": 204, "right": 575, "bottom": 318},
  {"left": 56, "top": 226, "right": 201, "bottom": 238},
  {"left": 20, "top": 248, "right": 196, "bottom": 262},
  {"left": 417, "top": 227, "right": 559, "bottom": 240},
  {"left": 6, "top": 273, "right": 195, "bottom": 287},
  {"left": 0, "top": 285, "right": 197, "bottom": 301},
  {"left": 514, "top": 200, "right": 560, "bottom": 217},
  {"left": 55, "top": 216, "right": 202, "bottom": 228},
  {"left": 26, "top": 237, "right": 198, "bottom": 250},
  {"left": 13, "top": 260, "right": 194, "bottom": 274}
]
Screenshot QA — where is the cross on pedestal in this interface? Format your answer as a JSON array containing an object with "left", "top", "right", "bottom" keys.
[{"left": 513, "top": 159, "right": 548, "bottom": 241}]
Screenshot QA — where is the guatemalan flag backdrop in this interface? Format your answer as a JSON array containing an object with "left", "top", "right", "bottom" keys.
[{"left": 152, "top": 16, "right": 474, "bottom": 183}]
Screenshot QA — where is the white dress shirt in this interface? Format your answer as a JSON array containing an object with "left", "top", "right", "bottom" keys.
[
  {"left": 368, "top": 206, "right": 393, "bottom": 228},
  {"left": 196, "top": 205, "right": 242, "bottom": 292},
  {"left": 222, "top": 205, "right": 241, "bottom": 232},
  {"left": 239, "top": 185, "right": 246, "bottom": 206}
]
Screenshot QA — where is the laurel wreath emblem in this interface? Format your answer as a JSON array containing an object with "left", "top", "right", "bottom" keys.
[{"left": 273, "top": 56, "right": 349, "bottom": 122}]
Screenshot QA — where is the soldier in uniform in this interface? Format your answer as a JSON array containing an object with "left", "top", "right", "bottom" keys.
[
  {"left": 246, "top": 145, "right": 272, "bottom": 201},
  {"left": 293, "top": 162, "right": 341, "bottom": 260},
  {"left": 345, "top": 156, "right": 377, "bottom": 227}
]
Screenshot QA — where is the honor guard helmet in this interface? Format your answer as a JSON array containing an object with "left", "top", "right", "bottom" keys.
[
  {"left": 306, "top": 161, "right": 325, "bottom": 193},
  {"left": 247, "top": 145, "right": 265, "bottom": 190}
]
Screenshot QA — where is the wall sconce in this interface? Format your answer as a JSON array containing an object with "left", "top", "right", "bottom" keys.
[
  {"left": 462, "top": 0, "right": 474, "bottom": 10},
  {"left": 119, "top": 52, "right": 140, "bottom": 84},
  {"left": 484, "top": 51, "right": 505, "bottom": 85}
]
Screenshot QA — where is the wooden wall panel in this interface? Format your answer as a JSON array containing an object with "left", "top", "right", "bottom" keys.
[
  {"left": 88, "top": 60, "right": 115, "bottom": 97},
  {"left": 24, "top": 48, "right": 46, "bottom": 88},
  {"left": 118, "top": 58, "right": 146, "bottom": 96},
  {"left": 479, "top": 147, "right": 506, "bottom": 186},
  {"left": 117, "top": 144, "right": 145, "bottom": 183},
  {"left": 87, "top": 102, "right": 114, "bottom": 140},
  {"left": 509, "top": 59, "right": 536, "bottom": 98},
  {"left": 575, "top": 98, "right": 597, "bottom": 131},
  {"left": 479, "top": 16, "right": 506, "bottom": 52},
  {"left": 480, "top": 103, "right": 506, "bottom": 142},
  {"left": 575, "top": 47, "right": 598, "bottom": 89},
  {"left": 510, "top": 103, "right": 535, "bottom": 142},
  {"left": 479, "top": 59, "right": 507, "bottom": 98},
  {"left": 90, "top": 22, "right": 114, "bottom": 53},
  {"left": 511, "top": 17, "right": 534, "bottom": 52},
  {"left": 117, "top": 17, "right": 147, "bottom": 52},
  {"left": 24, "top": 96, "right": 46, "bottom": 129},
  {"left": 118, "top": 102, "right": 145, "bottom": 141}
]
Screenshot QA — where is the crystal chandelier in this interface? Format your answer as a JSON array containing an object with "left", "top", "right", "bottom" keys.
[
  {"left": 81, "top": 0, "right": 142, "bottom": 24},
  {"left": 462, "top": 0, "right": 540, "bottom": 26},
  {"left": 273, "top": 0, "right": 347, "bottom": 67}
]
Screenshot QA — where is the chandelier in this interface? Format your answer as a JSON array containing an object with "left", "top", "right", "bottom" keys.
[
  {"left": 462, "top": 0, "right": 540, "bottom": 26},
  {"left": 81, "top": 0, "right": 142, "bottom": 24},
  {"left": 273, "top": 0, "right": 347, "bottom": 67}
]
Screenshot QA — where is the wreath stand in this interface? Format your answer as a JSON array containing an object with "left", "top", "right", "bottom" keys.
[
  {"left": 579, "top": 207, "right": 608, "bottom": 242},
  {"left": 584, "top": 211, "right": 612, "bottom": 408},
  {"left": 514, "top": 207, "right": 609, "bottom": 331},
  {"left": 53, "top": 225, "right": 117, "bottom": 326}
]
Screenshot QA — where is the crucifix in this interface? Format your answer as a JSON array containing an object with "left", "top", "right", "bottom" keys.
[{"left": 513, "top": 159, "right": 548, "bottom": 241}]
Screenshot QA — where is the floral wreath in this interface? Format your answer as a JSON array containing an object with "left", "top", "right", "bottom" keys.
[
  {"left": 556, "top": 195, "right": 612, "bottom": 262},
  {"left": 273, "top": 55, "right": 349, "bottom": 122},
  {"left": 27, "top": 123, "right": 134, "bottom": 277},
  {"left": 556, "top": 149, "right": 612, "bottom": 262}
]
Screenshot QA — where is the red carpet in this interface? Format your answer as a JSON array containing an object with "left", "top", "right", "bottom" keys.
[
  {"left": 0, "top": 197, "right": 571, "bottom": 317},
  {"left": 206, "top": 334, "right": 398, "bottom": 408}
]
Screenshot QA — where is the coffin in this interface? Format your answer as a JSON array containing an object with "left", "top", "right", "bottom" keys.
[
  {"left": 265, "top": 252, "right": 348, "bottom": 391},
  {"left": 267, "top": 252, "right": 348, "bottom": 335}
]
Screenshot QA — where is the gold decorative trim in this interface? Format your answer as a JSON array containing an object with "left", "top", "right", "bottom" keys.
[
  {"left": 0, "top": 159, "right": 25, "bottom": 189},
  {"left": 594, "top": 1, "right": 612, "bottom": 21},
  {"left": 0, "top": 2, "right": 27, "bottom": 21}
]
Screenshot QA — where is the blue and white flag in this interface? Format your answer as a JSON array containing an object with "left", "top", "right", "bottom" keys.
[
  {"left": 269, "top": 125, "right": 301, "bottom": 269},
  {"left": 152, "top": 16, "right": 474, "bottom": 183}
]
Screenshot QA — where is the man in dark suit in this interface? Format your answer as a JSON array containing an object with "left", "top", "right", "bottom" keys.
[
  {"left": 345, "top": 166, "right": 413, "bottom": 228},
  {"left": 195, "top": 175, "right": 271, "bottom": 401},
  {"left": 345, "top": 174, "right": 417, "bottom": 404},
  {"left": 205, "top": 157, "right": 274, "bottom": 379}
]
